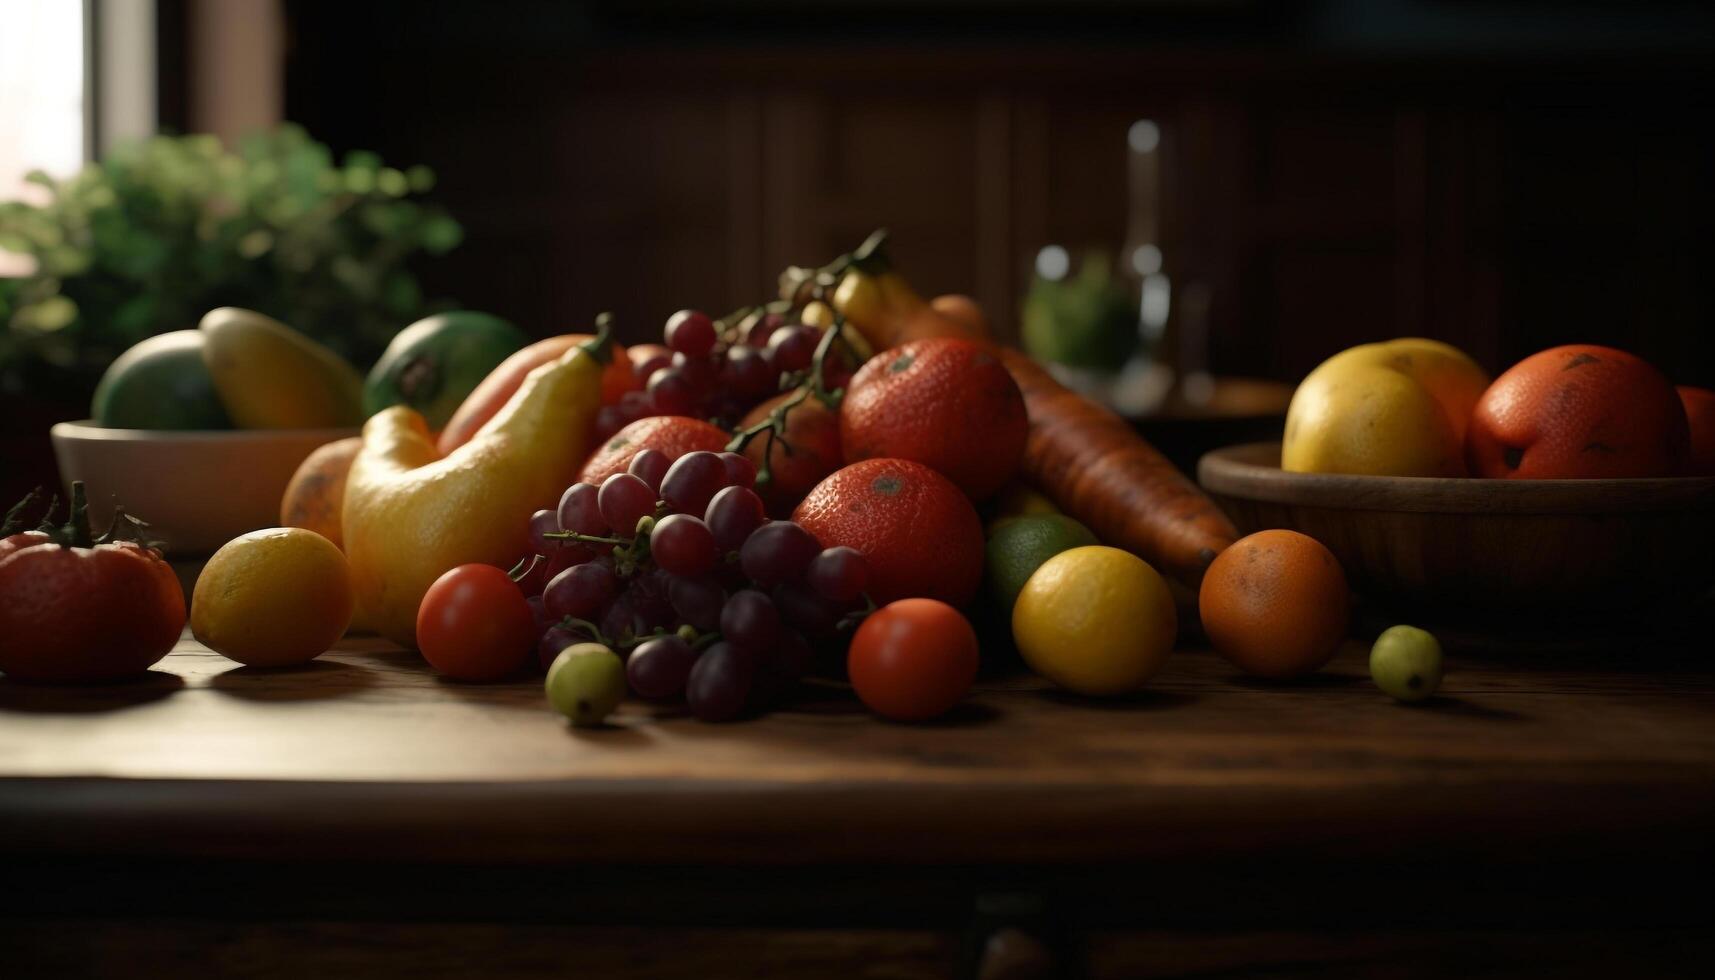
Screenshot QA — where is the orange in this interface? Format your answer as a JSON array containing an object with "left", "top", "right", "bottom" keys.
[
  {"left": 793, "top": 458, "right": 984, "bottom": 606},
  {"left": 577, "top": 415, "right": 730, "bottom": 486},
  {"left": 1199, "top": 529, "right": 1349, "bottom": 679},
  {"left": 1466, "top": 345, "right": 1690, "bottom": 479},
  {"left": 279, "top": 436, "right": 362, "bottom": 550},
  {"left": 1678, "top": 386, "right": 1715, "bottom": 476},
  {"left": 740, "top": 390, "right": 842, "bottom": 518},
  {"left": 840, "top": 338, "right": 1027, "bottom": 501}
]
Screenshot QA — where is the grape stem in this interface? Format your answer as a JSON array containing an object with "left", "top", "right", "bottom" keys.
[
  {"left": 543, "top": 530, "right": 627, "bottom": 547},
  {"left": 722, "top": 314, "right": 851, "bottom": 488}
]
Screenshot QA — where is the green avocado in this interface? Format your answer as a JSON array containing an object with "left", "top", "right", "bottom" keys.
[
  {"left": 92, "top": 330, "right": 233, "bottom": 430},
  {"left": 363, "top": 311, "right": 529, "bottom": 429}
]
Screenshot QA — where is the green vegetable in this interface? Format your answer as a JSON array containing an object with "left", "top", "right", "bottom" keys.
[
  {"left": 546, "top": 642, "right": 626, "bottom": 727},
  {"left": 0, "top": 125, "right": 462, "bottom": 402},
  {"left": 985, "top": 513, "right": 1099, "bottom": 611},
  {"left": 91, "top": 330, "right": 231, "bottom": 430},
  {"left": 1369, "top": 625, "right": 1444, "bottom": 702},
  {"left": 363, "top": 311, "right": 528, "bottom": 428}
]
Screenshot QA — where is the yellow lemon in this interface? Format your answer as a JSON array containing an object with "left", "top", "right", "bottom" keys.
[
  {"left": 1012, "top": 545, "right": 1176, "bottom": 696},
  {"left": 1282, "top": 338, "right": 1489, "bottom": 477},
  {"left": 192, "top": 527, "right": 354, "bottom": 666}
]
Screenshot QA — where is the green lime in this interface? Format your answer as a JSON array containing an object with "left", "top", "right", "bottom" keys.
[
  {"left": 546, "top": 642, "right": 626, "bottom": 726},
  {"left": 985, "top": 514, "right": 1100, "bottom": 611},
  {"left": 1369, "top": 625, "right": 1443, "bottom": 702}
]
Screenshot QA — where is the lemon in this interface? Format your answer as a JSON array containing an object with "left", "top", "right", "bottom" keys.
[
  {"left": 1282, "top": 338, "right": 1489, "bottom": 477},
  {"left": 1012, "top": 545, "right": 1176, "bottom": 695},
  {"left": 191, "top": 527, "right": 354, "bottom": 666},
  {"left": 986, "top": 514, "right": 1099, "bottom": 611}
]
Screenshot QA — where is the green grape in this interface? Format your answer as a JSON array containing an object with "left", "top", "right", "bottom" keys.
[
  {"left": 1369, "top": 625, "right": 1443, "bottom": 702},
  {"left": 546, "top": 642, "right": 626, "bottom": 726}
]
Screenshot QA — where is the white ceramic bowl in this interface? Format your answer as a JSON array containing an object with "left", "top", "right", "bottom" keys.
[{"left": 50, "top": 421, "right": 358, "bottom": 556}]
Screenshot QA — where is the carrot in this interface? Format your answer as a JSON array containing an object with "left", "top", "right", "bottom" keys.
[{"left": 997, "top": 348, "right": 1237, "bottom": 586}]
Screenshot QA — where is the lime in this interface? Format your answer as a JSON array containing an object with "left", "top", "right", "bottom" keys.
[
  {"left": 985, "top": 514, "right": 1099, "bottom": 611},
  {"left": 1012, "top": 545, "right": 1176, "bottom": 696},
  {"left": 1369, "top": 625, "right": 1443, "bottom": 702}
]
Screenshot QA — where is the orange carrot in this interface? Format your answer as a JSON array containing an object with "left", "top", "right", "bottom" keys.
[{"left": 998, "top": 348, "right": 1237, "bottom": 586}]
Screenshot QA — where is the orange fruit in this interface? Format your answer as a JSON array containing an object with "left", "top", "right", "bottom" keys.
[
  {"left": 279, "top": 436, "right": 362, "bottom": 551},
  {"left": 840, "top": 338, "right": 1027, "bottom": 501},
  {"left": 740, "top": 390, "right": 843, "bottom": 518},
  {"left": 1678, "top": 386, "right": 1715, "bottom": 477},
  {"left": 578, "top": 415, "right": 731, "bottom": 486},
  {"left": 793, "top": 458, "right": 984, "bottom": 606},
  {"left": 1199, "top": 529, "right": 1349, "bottom": 679},
  {"left": 1466, "top": 345, "right": 1690, "bottom": 479}
]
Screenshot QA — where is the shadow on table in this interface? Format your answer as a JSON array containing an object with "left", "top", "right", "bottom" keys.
[
  {"left": 1036, "top": 689, "right": 1199, "bottom": 712},
  {"left": 0, "top": 669, "right": 185, "bottom": 714},
  {"left": 207, "top": 660, "right": 379, "bottom": 702}
]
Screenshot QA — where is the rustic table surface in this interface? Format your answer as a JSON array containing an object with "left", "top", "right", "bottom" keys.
[{"left": 3, "top": 628, "right": 1712, "bottom": 978}]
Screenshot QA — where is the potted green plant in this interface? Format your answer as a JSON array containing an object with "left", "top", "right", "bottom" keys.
[{"left": 0, "top": 124, "right": 463, "bottom": 500}]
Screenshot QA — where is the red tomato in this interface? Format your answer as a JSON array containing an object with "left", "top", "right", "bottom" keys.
[
  {"left": 0, "top": 485, "right": 185, "bottom": 683},
  {"left": 416, "top": 564, "right": 536, "bottom": 681},
  {"left": 847, "top": 598, "right": 979, "bottom": 721}
]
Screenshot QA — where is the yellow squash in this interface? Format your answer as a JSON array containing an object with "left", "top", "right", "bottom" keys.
[
  {"left": 200, "top": 307, "right": 364, "bottom": 429},
  {"left": 343, "top": 340, "right": 606, "bottom": 646}
]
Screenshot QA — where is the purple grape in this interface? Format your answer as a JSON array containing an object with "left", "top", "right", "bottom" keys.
[
  {"left": 593, "top": 406, "right": 627, "bottom": 441},
  {"left": 628, "top": 448, "right": 671, "bottom": 491},
  {"left": 705, "top": 485, "right": 766, "bottom": 553},
  {"left": 619, "top": 389, "right": 651, "bottom": 418},
  {"left": 526, "top": 594, "right": 551, "bottom": 635},
  {"left": 627, "top": 635, "right": 698, "bottom": 700},
  {"left": 807, "top": 546, "right": 869, "bottom": 603},
  {"left": 623, "top": 567, "right": 679, "bottom": 635},
  {"left": 528, "top": 509, "right": 561, "bottom": 556},
  {"left": 664, "top": 309, "right": 717, "bottom": 359},
  {"left": 650, "top": 513, "right": 718, "bottom": 577},
  {"left": 632, "top": 348, "right": 673, "bottom": 383},
  {"left": 669, "top": 575, "right": 725, "bottom": 631},
  {"left": 686, "top": 642, "right": 756, "bottom": 722},
  {"left": 660, "top": 451, "right": 727, "bottom": 517},
  {"left": 598, "top": 472, "right": 656, "bottom": 537},
  {"left": 557, "top": 482, "right": 607, "bottom": 537},
  {"left": 671, "top": 351, "right": 718, "bottom": 396},
  {"left": 741, "top": 312, "right": 784, "bottom": 349},
  {"left": 722, "top": 346, "right": 775, "bottom": 401},
  {"left": 600, "top": 598, "right": 637, "bottom": 644},
  {"left": 720, "top": 589, "right": 780, "bottom": 654},
  {"left": 514, "top": 553, "right": 551, "bottom": 597},
  {"left": 538, "top": 624, "right": 590, "bottom": 670},
  {"left": 740, "top": 520, "right": 821, "bottom": 587},
  {"left": 647, "top": 368, "right": 698, "bottom": 416},
  {"left": 773, "top": 580, "right": 845, "bottom": 637},
  {"left": 719, "top": 451, "right": 757, "bottom": 490},
  {"left": 766, "top": 325, "right": 820, "bottom": 373},
  {"left": 544, "top": 561, "right": 618, "bottom": 621},
  {"left": 770, "top": 629, "right": 814, "bottom": 681}
]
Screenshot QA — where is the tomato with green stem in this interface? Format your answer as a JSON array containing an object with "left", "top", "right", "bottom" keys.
[{"left": 417, "top": 563, "right": 536, "bottom": 681}]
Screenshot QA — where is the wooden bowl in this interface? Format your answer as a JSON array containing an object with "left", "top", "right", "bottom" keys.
[
  {"left": 1198, "top": 442, "right": 1715, "bottom": 619},
  {"left": 51, "top": 421, "right": 357, "bottom": 556}
]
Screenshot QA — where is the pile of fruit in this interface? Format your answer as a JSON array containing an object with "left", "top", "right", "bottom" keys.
[{"left": 18, "top": 229, "right": 1710, "bottom": 721}]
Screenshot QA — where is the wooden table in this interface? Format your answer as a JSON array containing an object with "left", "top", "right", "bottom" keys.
[{"left": 2, "top": 630, "right": 1712, "bottom": 978}]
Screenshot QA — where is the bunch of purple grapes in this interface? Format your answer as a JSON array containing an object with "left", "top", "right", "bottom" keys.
[
  {"left": 517, "top": 447, "right": 870, "bottom": 722},
  {"left": 594, "top": 308, "right": 853, "bottom": 440}
]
